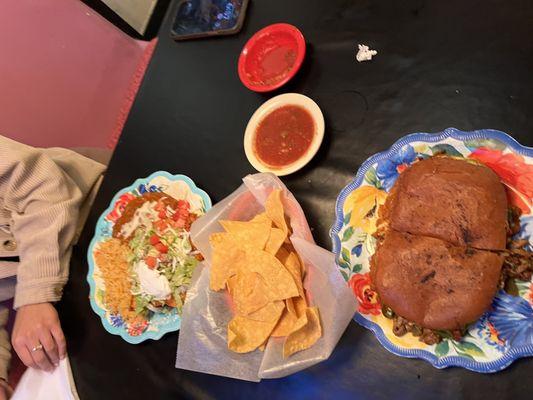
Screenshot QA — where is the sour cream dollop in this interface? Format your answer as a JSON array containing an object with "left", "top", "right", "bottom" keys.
[{"left": 134, "top": 260, "right": 171, "bottom": 300}]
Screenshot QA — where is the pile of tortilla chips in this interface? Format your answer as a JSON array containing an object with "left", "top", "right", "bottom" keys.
[{"left": 209, "top": 189, "right": 322, "bottom": 358}]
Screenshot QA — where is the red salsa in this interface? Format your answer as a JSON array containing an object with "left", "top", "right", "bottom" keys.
[
  {"left": 247, "top": 47, "right": 296, "bottom": 87},
  {"left": 253, "top": 105, "right": 315, "bottom": 168}
]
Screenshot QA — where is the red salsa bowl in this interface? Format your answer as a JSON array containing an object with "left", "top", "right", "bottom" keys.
[
  {"left": 244, "top": 93, "right": 325, "bottom": 176},
  {"left": 238, "top": 23, "right": 306, "bottom": 92}
]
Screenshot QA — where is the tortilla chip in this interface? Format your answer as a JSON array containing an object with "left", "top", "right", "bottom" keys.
[
  {"left": 209, "top": 233, "right": 246, "bottom": 291},
  {"left": 250, "top": 212, "right": 271, "bottom": 226},
  {"left": 248, "top": 250, "right": 299, "bottom": 300},
  {"left": 247, "top": 301, "right": 284, "bottom": 322},
  {"left": 275, "top": 246, "right": 291, "bottom": 264},
  {"left": 293, "top": 296, "right": 308, "bottom": 318},
  {"left": 271, "top": 307, "right": 299, "bottom": 337},
  {"left": 211, "top": 191, "right": 322, "bottom": 357},
  {"left": 283, "top": 251, "right": 305, "bottom": 298},
  {"left": 209, "top": 232, "right": 231, "bottom": 246},
  {"left": 209, "top": 232, "right": 228, "bottom": 248},
  {"left": 265, "top": 228, "right": 286, "bottom": 255},
  {"left": 219, "top": 220, "right": 271, "bottom": 251},
  {"left": 226, "top": 275, "right": 237, "bottom": 296},
  {"left": 265, "top": 189, "right": 288, "bottom": 235},
  {"left": 231, "top": 272, "right": 271, "bottom": 315},
  {"left": 283, "top": 307, "right": 322, "bottom": 358},
  {"left": 286, "top": 297, "right": 297, "bottom": 317},
  {"left": 228, "top": 306, "right": 283, "bottom": 353}
]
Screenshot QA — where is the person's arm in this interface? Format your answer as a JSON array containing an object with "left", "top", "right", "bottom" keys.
[
  {"left": 0, "top": 307, "right": 11, "bottom": 383},
  {"left": 0, "top": 307, "right": 13, "bottom": 400},
  {"left": 0, "top": 137, "right": 83, "bottom": 371}
]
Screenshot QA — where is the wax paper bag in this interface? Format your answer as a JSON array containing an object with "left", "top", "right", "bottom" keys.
[{"left": 175, "top": 173, "right": 358, "bottom": 382}]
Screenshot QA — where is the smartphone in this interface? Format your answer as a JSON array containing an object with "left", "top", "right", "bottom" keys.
[{"left": 171, "top": 0, "right": 249, "bottom": 41}]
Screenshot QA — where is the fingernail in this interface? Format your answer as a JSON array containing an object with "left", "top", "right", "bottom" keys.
[{"left": 54, "top": 363, "right": 59, "bottom": 367}]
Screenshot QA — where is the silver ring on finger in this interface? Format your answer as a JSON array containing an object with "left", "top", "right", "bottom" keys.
[{"left": 31, "top": 344, "right": 43, "bottom": 352}]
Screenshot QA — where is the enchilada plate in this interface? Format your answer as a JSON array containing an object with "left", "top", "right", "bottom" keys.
[{"left": 87, "top": 171, "right": 211, "bottom": 344}]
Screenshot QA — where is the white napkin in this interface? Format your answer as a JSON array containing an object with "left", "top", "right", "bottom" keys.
[{"left": 12, "top": 357, "right": 79, "bottom": 400}]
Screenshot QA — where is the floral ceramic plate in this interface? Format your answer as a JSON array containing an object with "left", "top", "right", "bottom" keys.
[
  {"left": 331, "top": 128, "right": 533, "bottom": 372},
  {"left": 87, "top": 171, "right": 211, "bottom": 344}
]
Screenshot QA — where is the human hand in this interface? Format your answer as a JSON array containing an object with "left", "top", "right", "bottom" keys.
[
  {"left": 12, "top": 303, "right": 67, "bottom": 372},
  {"left": 0, "top": 379, "right": 13, "bottom": 399}
]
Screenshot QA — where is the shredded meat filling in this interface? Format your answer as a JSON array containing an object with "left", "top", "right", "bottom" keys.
[
  {"left": 499, "top": 247, "right": 533, "bottom": 287},
  {"left": 499, "top": 205, "right": 533, "bottom": 287},
  {"left": 507, "top": 205, "right": 522, "bottom": 236},
  {"left": 390, "top": 315, "right": 464, "bottom": 345}
]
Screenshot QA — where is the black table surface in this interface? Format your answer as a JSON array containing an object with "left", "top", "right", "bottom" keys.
[{"left": 58, "top": 0, "right": 533, "bottom": 399}]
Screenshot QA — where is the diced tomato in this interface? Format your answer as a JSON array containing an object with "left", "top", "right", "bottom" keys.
[
  {"left": 172, "top": 209, "right": 185, "bottom": 220},
  {"left": 173, "top": 208, "right": 189, "bottom": 220},
  {"left": 149, "top": 234, "right": 160, "bottom": 245},
  {"left": 154, "top": 220, "right": 168, "bottom": 232},
  {"left": 177, "top": 200, "right": 190, "bottom": 210},
  {"left": 175, "top": 218, "right": 186, "bottom": 228},
  {"left": 158, "top": 209, "right": 167, "bottom": 219},
  {"left": 144, "top": 256, "right": 157, "bottom": 269},
  {"left": 155, "top": 243, "right": 168, "bottom": 253},
  {"left": 154, "top": 200, "right": 166, "bottom": 212}
]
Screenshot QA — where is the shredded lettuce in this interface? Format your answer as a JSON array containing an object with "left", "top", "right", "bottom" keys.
[
  {"left": 134, "top": 295, "right": 151, "bottom": 316},
  {"left": 126, "top": 212, "right": 200, "bottom": 318}
]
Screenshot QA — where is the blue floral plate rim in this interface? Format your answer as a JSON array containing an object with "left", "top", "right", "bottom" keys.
[
  {"left": 330, "top": 127, "right": 533, "bottom": 372},
  {"left": 87, "top": 171, "right": 212, "bottom": 344}
]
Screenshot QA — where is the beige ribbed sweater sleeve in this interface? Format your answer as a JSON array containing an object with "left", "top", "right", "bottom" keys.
[{"left": 0, "top": 137, "right": 83, "bottom": 309}]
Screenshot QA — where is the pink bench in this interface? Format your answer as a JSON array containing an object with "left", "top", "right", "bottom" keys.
[{"left": 0, "top": 0, "right": 156, "bottom": 149}]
